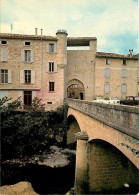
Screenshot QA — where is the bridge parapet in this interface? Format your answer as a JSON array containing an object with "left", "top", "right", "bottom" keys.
[{"left": 66, "top": 99, "right": 139, "bottom": 139}]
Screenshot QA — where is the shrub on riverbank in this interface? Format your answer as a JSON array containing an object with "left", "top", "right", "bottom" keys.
[{"left": 1, "top": 97, "right": 68, "bottom": 161}]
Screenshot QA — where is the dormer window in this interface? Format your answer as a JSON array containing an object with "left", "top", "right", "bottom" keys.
[
  {"left": 25, "top": 41, "right": 30, "bottom": 46},
  {"left": 1, "top": 40, "right": 7, "bottom": 45},
  {"left": 123, "top": 59, "right": 126, "bottom": 65}
]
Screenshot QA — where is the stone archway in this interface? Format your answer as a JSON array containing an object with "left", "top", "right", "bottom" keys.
[{"left": 67, "top": 79, "right": 85, "bottom": 100}]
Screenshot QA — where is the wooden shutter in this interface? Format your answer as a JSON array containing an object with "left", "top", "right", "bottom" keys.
[
  {"left": 32, "top": 91, "right": 36, "bottom": 100},
  {"left": 54, "top": 43, "right": 57, "bottom": 53},
  {"left": 8, "top": 70, "right": 12, "bottom": 83},
  {"left": 46, "top": 62, "right": 49, "bottom": 72},
  {"left": 31, "top": 70, "right": 35, "bottom": 84},
  {"left": 21, "top": 50, "right": 24, "bottom": 62},
  {"left": 54, "top": 63, "right": 58, "bottom": 72},
  {"left": 105, "top": 83, "right": 110, "bottom": 93},
  {"left": 20, "top": 70, "right": 24, "bottom": 84},
  {"left": 105, "top": 68, "right": 110, "bottom": 78},
  {"left": 46, "top": 42, "right": 49, "bottom": 52},
  {"left": 1, "top": 48, "right": 7, "bottom": 61},
  {"left": 31, "top": 50, "right": 34, "bottom": 62}
]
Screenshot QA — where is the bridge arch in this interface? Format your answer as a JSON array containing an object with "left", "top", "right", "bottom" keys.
[
  {"left": 68, "top": 107, "right": 138, "bottom": 169},
  {"left": 67, "top": 79, "right": 85, "bottom": 100}
]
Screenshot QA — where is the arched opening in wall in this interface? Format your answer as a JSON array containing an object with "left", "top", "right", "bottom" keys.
[
  {"left": 67, "top": 115, "right": 80, "bottom": 149},
  {"left": 88, "top": 139, "right": 138, "bottom": 194},
  {"left": 67, "top": 79, "right": 85, "bottom": 100}
]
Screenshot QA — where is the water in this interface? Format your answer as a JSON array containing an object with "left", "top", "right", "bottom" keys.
[{"left": 1, "top": 163, "right": 138, "bottom": 194}]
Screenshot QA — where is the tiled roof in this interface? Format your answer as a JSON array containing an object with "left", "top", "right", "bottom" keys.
[
  {"left": 0, "top": 33, "right": 57, "bottom": 40},
  {"left": 96, "top": 52, "right": 138, "bottom": 59}
]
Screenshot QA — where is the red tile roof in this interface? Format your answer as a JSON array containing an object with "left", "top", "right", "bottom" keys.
[
  {"left": 96, "top": 52, "right": 138, "bottom": 59},
  {"left": 0, "top": 33, "right": 57, "bottom": 40}
]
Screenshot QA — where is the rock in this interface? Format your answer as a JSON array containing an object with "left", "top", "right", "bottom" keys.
[
  {"left": 39, "top": 153, "right": 69, "bottom": 168},
  {"left": 0, "top": 181, "right": 38, "bottom": 195},
  {"left": 50, "top": 145, "right": 60, "bottom": 153}
]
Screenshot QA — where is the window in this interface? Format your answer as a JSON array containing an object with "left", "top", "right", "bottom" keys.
[
  {"left": 25, "top": 50, "right": 31, "bottom": 62},
  {"left": 49, "top": 82, "right": 55, "bottom": 91},
  {"left": 1, "top": 48, "right": 7, "bottom": 62},
  {"left": 106, "top": 59, "right": 110, "bottom": 65},
  {"left": 122, "top": 69, "right": 127, "bottom": 78},
  {"left": 24, "top": 70, "right": 31, "bottom": 83},
  {"left": 49, "top": 62, "right": 54, "bottom": 72},
  {"left": 122, "top": 84, "right": 127, "bottom": 93},
  {"left": 1, "top": 69, "right": 8, "bottom": 83},
  {"left": 105, "top": 68, "right": 110, "bottom": 78},
  {"left": 24, "top": 91, "right": 32, "bottom": 106},
  {"left": 104, "top": 83, "right": 110, "bottom": 94},
  {"left": 1, "top": 40, "right": 7, "bottom": 45},
  {"left": 25, "top": 42, "right": 30, "bottom": 46},
  {"left": 123, "top": 59, "right": 126, "bottom": 65},
  {"left": 49, "top": 43, "right": 54, "bottom": 53}
]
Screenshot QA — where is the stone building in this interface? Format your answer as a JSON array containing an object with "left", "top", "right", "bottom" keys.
[{"left": 0, "top": 30, "right": 138, "bottom": 109}]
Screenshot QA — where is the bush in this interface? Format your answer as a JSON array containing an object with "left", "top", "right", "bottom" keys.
[{"left": 1, "top": 97, "right": 68, "bottom": 161}]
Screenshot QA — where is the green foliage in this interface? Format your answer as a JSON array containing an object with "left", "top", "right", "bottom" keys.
[{"left": 1, "top": 97, "right": 68, "bottom": 161}]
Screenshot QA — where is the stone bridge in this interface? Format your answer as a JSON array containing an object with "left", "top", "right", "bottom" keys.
[{"left": 66, "top": 99, "right": 139, "bottom": 194}]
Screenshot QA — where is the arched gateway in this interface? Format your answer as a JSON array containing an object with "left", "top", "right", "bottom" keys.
[{"left": 67, "top": 79, "right": 84, "bottom": 100}]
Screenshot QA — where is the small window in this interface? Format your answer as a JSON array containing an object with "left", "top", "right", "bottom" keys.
[
  {"left": 49, "top": 62, "right": 54, "bottom": 72},
  {"left": 106, "top": 59, "right": 110, "bottom": 65},
  {"left": 105, "top": 68, "right": 110, "bottom": 78},
  {"left": 49, "top": 43, "right": 54, "bottom": 53},
  {"left": 47, "top": 102, "right": 52, "bottom": 104},
  {"left": 122, "top": 69, "right": 127, "bottom": 78},
  {"left": 24, "top": 70, "right": 31, "bottom": 83},
  {"left": 25, "top": 42, "right": 30, "bottom": 46},
  {"left": 122, "top": 84, "right": 127, "bottom": 93},
  {"left": 123, "top": 59, "right": 126, "bottom": 65},
  {"left": 104, "top": 83, "right": 110, "bottom": 94},
  {"left": 1, "top": 69, "right": 8, "bottom": 83},
  {"left": 1, "top": 40, "right": 7, "bottom": 45},
  {"left": 25, "top": 50, "right": 31, "bottom": 62},
  {"left": 49, "top": 82, "right": 55, "bottom": 91}
]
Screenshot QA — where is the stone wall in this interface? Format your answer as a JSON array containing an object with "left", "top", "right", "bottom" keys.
[{"left": 67, "top": 99, "right": 139, "bottom": 139}]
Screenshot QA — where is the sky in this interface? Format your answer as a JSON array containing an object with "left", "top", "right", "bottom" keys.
[{"left": 0, "top": 0, "right": 139, "bottom": 55}]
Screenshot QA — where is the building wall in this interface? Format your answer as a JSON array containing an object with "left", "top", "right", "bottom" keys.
[
  {"left": 66, "top": 40, "right": 97, "bottom": 100},
  {"left": 95, "top": 57, "right": 138, "bottom": 99},
  {"left": 0, "top": 31, "right": 138, "bottom": 108},
  {"left": 0, "top": 34, "right": 67, "bottom": 108}
]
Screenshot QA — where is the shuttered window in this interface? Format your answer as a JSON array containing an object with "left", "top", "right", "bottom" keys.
[
  {"left": 21, "top": 50, "right": 34, "bottom": 62},
  {"left": 122, "top": 84, "right": 127, "bottom": 93},
  {"left": 46, "top": 62, "right": 57, "bottom": 73},
  {"left": 104, "top": 83, "right": 110, "bottom": 94},
  {"left": 122, "top": 69, "right": 127, "bottom": 78},
  {"left": 46, "top": 42, "right": 57, "bottom": 53},
  {"left": 1, "top": 48, "right": 7, "bottom": 62},
  {"left": 20, "top": 70, "right": 35, "bottom": 84},
  {"left": 105, "top": 68, "right": 110, "bottom": 78}
]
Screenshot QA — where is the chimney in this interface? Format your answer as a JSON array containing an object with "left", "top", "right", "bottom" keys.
[
  {"left": 35, "top": 28, "right": 38, "bottom": 35},
  {"left": 41, "top": 29, "right": 43, "bottom": 36},
  {"left": 129, "top": 49, "right": 133, "bottom": 58}
]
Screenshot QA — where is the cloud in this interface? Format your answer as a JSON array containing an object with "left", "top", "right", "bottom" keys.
[{"left": 1, "top": 0, "right": 138, "bottom": 54}]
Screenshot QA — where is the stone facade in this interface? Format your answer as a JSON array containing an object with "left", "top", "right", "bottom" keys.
[{"left": 0, "top": 30, "right": 138, "bottom": 109}]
